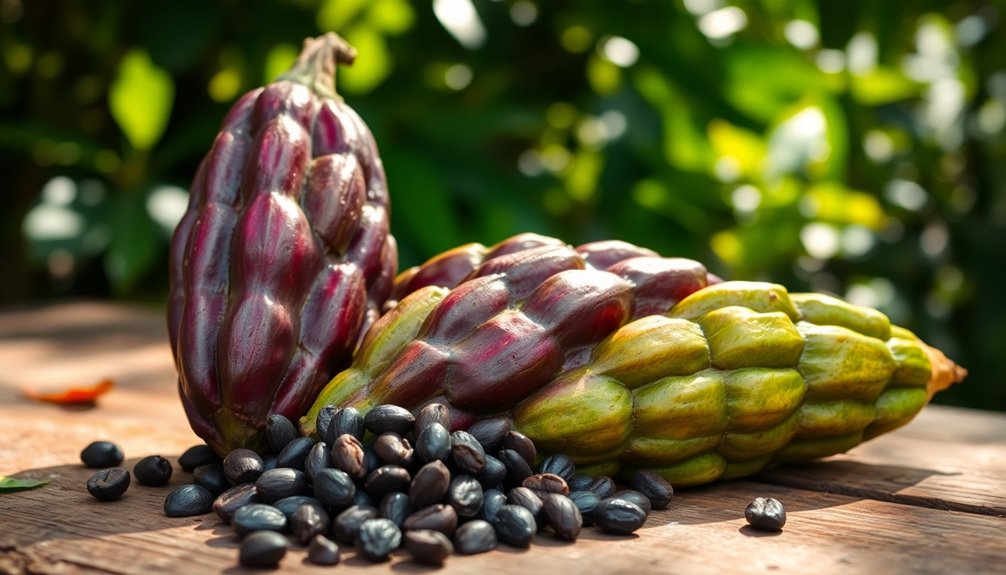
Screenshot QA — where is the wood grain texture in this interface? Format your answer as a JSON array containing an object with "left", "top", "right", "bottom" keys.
[{"left": 1, "top": 301, "right": 1004, "bottom": 574}]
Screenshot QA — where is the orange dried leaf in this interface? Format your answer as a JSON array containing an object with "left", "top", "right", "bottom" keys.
[{"left": 23, "top": 378, "right": 115, "bottom": 405}]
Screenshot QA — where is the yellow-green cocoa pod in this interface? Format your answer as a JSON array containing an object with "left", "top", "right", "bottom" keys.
[{"left": 513, "top": 281, "right": 966, "bottom": 486}]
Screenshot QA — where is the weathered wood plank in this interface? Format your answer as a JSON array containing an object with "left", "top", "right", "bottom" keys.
[
  {"left": 4, "top": 461, "right": 1005, "bottom": 575},
  {"left": 3, "top": 301, "right": 1005, "bottom": 574}
]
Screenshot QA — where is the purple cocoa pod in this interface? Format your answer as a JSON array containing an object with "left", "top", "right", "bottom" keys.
[
  {"left": 446, "top": 314, "right": 560, "bottom": 411},
  {"left": 575, "top": 240, "right": 660, "bottom": 270},
  {"left": 169, "top": 34, "right": 396, "bottom": 454},
  {"left": 484, "top": 233, "right": 567, "bottom": 259},
  {"left": 521, "top": 270, "right": 634, "bottom": 347},
  {"left": 391, "top": 234, "right": 715, "bottom": 314},
  {"left": 466, "top": 245, "right": 585, "bottom": 301},
  {"left": 606, "top": 257, "right": 710, "bottom": 318},
  {"left": 421, "top": 277, "right": 513, "bottom": 344},
  {"left": 391, "top": 243, "right": 488, "bottom": 303},
  {"left": 391, "top": 233, "right": 567, "bottom": 301}
]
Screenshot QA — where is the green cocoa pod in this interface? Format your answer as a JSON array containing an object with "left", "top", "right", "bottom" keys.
[
  {"left": 513, "top": 281, "right": 966, "bottom": 486},
  {"left": 723, "top": 369, "right": 805, "bottom": 432},
  {"left": 797, "top": 322, "right": 896, "bottom": 403},
  {"left": 886, "top": 327, "right": 933, "bottom": 388},
  {"left": 589, "top": 316, "right": 710, "bottom": 388},
  {"left": 863, "top": 387, "right": 929, "bottom": 440},
  {"left": 790, "top": 292, "right": 891, "bottom": 340},
  {"left": 698, "top": 307, "right": 804, "bottom": 370},
  {"left": 669, "top": 281, "right": 799, "bottom": 322},
  {"left": 511, "top": 371, "right": 634, "bottom": 460},
  {"left": 629, "top": 372, "right": 728, "bottom": 440},
  {"left": 718, "top": 412, "right": 800, "bottom": 460}
]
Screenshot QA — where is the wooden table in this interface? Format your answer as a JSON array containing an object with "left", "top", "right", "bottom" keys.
[{"left": 1, "top": 301, "right": 1004, "bottom": 574}]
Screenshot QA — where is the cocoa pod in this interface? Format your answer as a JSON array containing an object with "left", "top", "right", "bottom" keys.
[{"left": 169, "top": 34, "right": 396, "bottom": 453}]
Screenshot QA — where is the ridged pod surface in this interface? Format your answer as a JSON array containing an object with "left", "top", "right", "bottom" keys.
[
  {"left": 390, "top": 233, "right": 719, "bottom": 305},
  {"left": 513, "top": 281, "right": 967, "bottom": 485},
  {"left": 302, "top": 239, "right": 715, "bottom": 434},
  {"left": 168, "top": 34, "right": 397, "bottom": 454},
  {"left": 305, "top": 277, "right": 965, "bottom": 487}
]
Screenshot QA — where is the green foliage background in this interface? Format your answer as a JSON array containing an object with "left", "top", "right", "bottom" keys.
[{"left": 2, "top": 0, "right": 1004, "bottom": 410}]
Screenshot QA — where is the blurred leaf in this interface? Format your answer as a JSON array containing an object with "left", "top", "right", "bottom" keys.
[
  {"left": 722, "top": 44, "right": 823, "bottom": 123},
  {"left": 108, "top": 50, "right": 174, "bottom": 151},
  {"left": 317, "top": 0, "right": 369, "bottom": 32},
  {"left": 766, "top": 98, "right": 846, "bottom": 181},
  {"left": 338, "top": 25, "right": 391, "bottom": 94},
  {"left": 587, "top": 54, "right": 621, "bottom": 95},
  {"left": 208, "top": 66, "right": 242, "bottom": 103},
  {"left": 264, "top": 44, "right": 298, "bottom": 83},
  {"left": 708, "top": 119, "right": 765, "bottom": 178},
  {"left": 103, "top": 194, "right": 160, "bottom": 294},
  {"left": 631, "top": 177, "right": 711, "bottom": 233},
  {"left": 634, "top": 67, "right": 711, "bottom": 171},
  {"left": 384, "top": 149, "right": 463, "bottom": 257},
  {"left": 713, "top": 216, "right": 803, "bottom": 274},
  {"left": 565, "top": 149, "right": 604, "bottom": 202},
  {"left": 816, "top": 93, "right": 848, "bottom": 181},
  {"left": 367, "top": 0, "right": 415, "bottom": 35},
  {"left": 761, "top": 176, "right": 802, "bottom": 207},
  {"left": 711, "top": 229, "right": 744, "bottom": 268},
  {"left": 805, "top": 182, "right": 886, "bottom": 229},
  {"left": 850, "top": 66, "right": 920, "bottom": 105},
  {"left": 22, "top": 177, "right": 112, "bottom": 263}
]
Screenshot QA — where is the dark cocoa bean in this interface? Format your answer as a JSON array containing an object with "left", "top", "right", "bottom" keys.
[
  {"left": 493, "top": 504, "right": 536, "bottom": 547},
  {"left": 541, "top": 493, "right": 582, "bottom": 541},
  {"left": 404, "top": 529, "right": 453, "bottom": 565},
  {"left": 744, "top": 497, "right": 786, "bottom": 531},
  {"left": 523, "top": 473, "right": 569, "bottom": 498},
  {"left": 164, "top": 484, "right": 213, "bottom": 517},
  {"left": 255, "top": 468, "right": 308, "bottom": 503},
  {"left": 450, "top": 431, "right": 486, "bottom": 474},
  {"left": 455, "top": 519, "right": 497, "bottom": 554},
  {"left": 593, "top": 498, "right": 647, "bottom": 535},
  {"left": 364, "top": 404, "right": 415, "bottom": 435},
  {"left": 306, "top": 534, "right": 340, "bottom": 566},
  {"left": 223, "top": 448, "right": 264, "bottom": 485},
  {"left": 133, "top": 455, "right": 172, "bottom": 487},
  {"left": 80, "top": 441, "right": 124, "bottom": 469},
  {"left": 502, "top": 431, "right": 536, "bottom": 467},
  {"left": 213, "top": 483, "right": 260, "bottom": 524},
  {"left": 233, "top": 503, "right": 287, "bottom": 537},
  {"left": 402, "top": 504, "right": 458, "bottom": 537},
  {"left": 357, "top": 518, "right": 402, "bottom": 562},
  {"left": 445, "top": 475, "right": 483, "bottom": 519},
  {"left": 409, "top": 460, "right": 450, "bottom": 509},
  {"left": 266, "top": 414, "right": 299, "bottom": 454},
  {"left": 239, "top": 530, "right": 288, "bottom": 568},
  {"left": 87, "top": 468, "right": 129, "bottom": 501}
]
